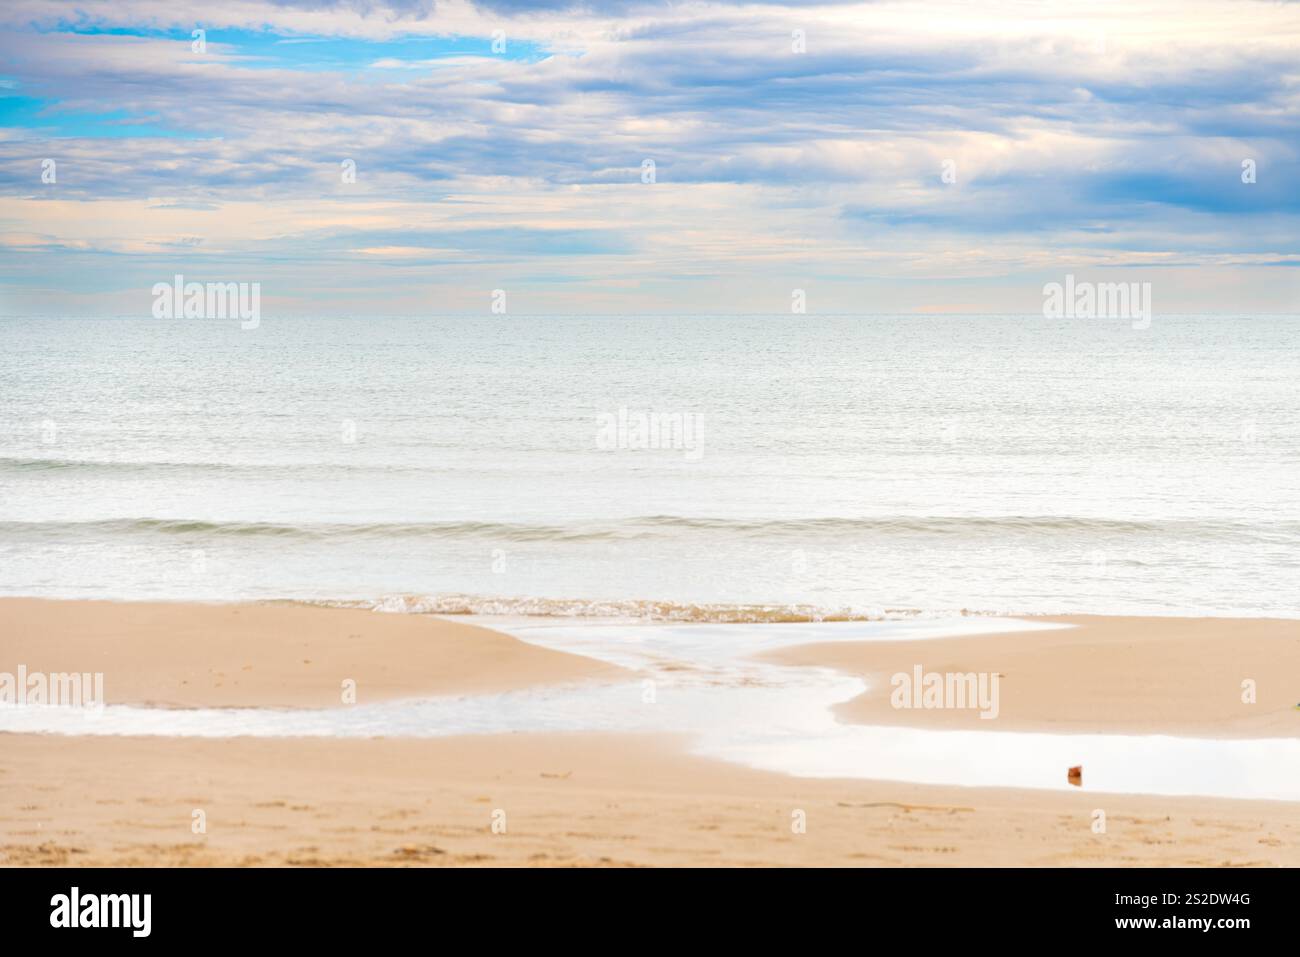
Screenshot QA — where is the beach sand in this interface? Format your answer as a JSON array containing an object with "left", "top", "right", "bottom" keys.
[
  {"left": 765, "top": 615, "right": 1300, "bottom": 737},
  {"left": 3, "top": 732, "right": 1297, "bottom": 867},
  {"left": 0, "top": 597, "right": 620, "bottom": 709},
  {"left": 2, "top": 600, "right": 1297, "bottom": 867}
]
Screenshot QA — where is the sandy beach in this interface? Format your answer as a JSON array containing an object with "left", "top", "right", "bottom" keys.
[
  {"left": 2, "top": 599, "right": 1298, "bottom": 867},
  {"left": 0, "top": 598, "right": 620, "bottom": 709},
  {"left": 767, "top": 615, "right": 1300, "bottom": 738},
  {"left": 5, "top": 732, "right": 1297, "bottom": 868}
]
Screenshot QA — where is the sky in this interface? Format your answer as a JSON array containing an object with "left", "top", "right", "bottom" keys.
[{"left": 0, "top": 0, "right": 1297, "bottom": 316}]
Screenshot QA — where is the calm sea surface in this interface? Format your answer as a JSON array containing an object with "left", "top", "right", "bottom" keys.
[{"left": 2, "top": 315, "right": 1297, "bottom": 618}]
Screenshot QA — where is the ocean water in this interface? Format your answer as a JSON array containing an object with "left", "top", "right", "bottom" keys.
[{"left": 2, "top": 314, "right": 1298, "bottom": 618}]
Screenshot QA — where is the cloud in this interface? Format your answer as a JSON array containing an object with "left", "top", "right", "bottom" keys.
[{"left": 0, "top": 0, "right": 1298, "bottom": 314}]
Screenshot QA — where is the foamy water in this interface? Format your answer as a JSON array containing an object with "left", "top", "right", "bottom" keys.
[{"left": 2, "top": 315, "right": 1298, "bottom": 618}]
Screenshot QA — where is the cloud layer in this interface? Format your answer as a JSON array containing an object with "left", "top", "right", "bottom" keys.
[{"left": 1, "top": 0, "right": 1297, "bottom": 315}]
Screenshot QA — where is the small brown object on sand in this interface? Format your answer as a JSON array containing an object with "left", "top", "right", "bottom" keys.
[{"left": 1068, "top": 765, "right": 1083, "bottom": 787}]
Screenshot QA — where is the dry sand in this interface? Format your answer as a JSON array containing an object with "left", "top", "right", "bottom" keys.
[
  {"left": 764, "top": 615, "right": 1300, "bottom": 737},
  {"left": 2, "top": 600, "right": 1298, "bottom": 867},
  {"left": 3, "top": 732, "right": 1297, "bottom": 867},
  {"left": 0, "top": 597, "right": 619, "bottom": 708}
]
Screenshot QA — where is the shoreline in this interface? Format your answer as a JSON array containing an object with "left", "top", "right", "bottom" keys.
[{"left": 3, "top": 598, "right": 1298, "bottom": 866}]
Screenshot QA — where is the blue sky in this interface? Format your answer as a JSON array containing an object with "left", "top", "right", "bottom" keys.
[
  {"left": 0, "top": 0, "right": 1297, "bottom": 316},
  {"left": 44, "top": 23, "right": 548, "bottom": 71}
]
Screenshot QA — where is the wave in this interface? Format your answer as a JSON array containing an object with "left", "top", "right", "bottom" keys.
[
  {"left": 0, "top": 456, "right": 452, "bottom": 477},
  {"left": 0, "top": 514, "right": 1291, "bottom": 543},
  {"left": 0, "top": 518, "right": 621, "bottom": 542},
  {"left": 297, "top": 593, "right": 929, "bottom": 623},
  {"left": 627, "top": 515, "right": 1256, "bottom": 535}
]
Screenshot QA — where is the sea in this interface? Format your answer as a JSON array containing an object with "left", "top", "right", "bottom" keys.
[{"left": 2, "top": 314, "right": 1297, "bottom": 620}]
